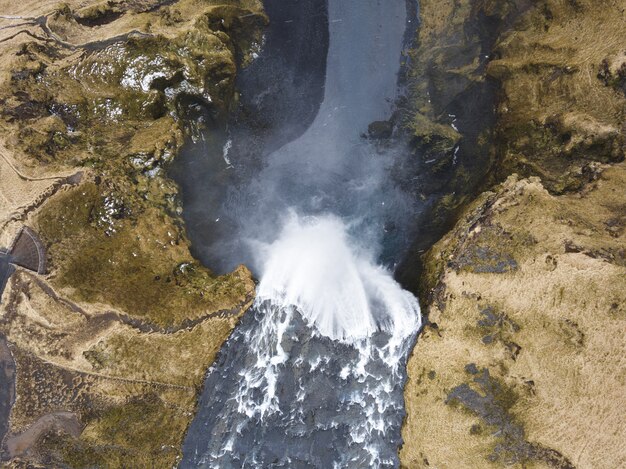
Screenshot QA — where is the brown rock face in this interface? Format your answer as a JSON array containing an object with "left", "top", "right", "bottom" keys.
[
  {"left": 487, "top": 0, "right": 626, "bottom": 194},
  {"left": 0, "top": 1, "right": 266, "bottom": 467},
  {"left": 402, "top": 170, "right": 626, "bottom": 468},
  {"left": 401, "top": 0, "right": 626, "bottom": 468}
]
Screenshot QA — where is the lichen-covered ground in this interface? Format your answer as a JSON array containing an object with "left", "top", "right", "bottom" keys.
[
  {"left": 401, "top": 1, "right": 626, "bottom": 468},
  {"left": 0, "top": 1, "right": 265, "bottom": 466},
  {"left": 402, "top": 169, "right": 626, "bottom": 468}
]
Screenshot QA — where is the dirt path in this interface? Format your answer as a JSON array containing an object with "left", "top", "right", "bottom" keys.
[
  {"left": 3, "top": 411, "right": 81, "bottom": 458},
  {"left": 0, "top": 143, "right": 83, "bottom": 233},
  {"left": 21, "top": 272, "right": 253, "bottom": 334}
]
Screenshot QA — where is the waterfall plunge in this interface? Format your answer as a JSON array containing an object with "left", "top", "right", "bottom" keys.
[
  {"left": 179, "top": 0, "right": 424, "bottom": 465},
  {"left": 184, "top": 214, "right": 424, "bottom": 466},
  {"left": 256, "top": 213, "right": 421, "bottom": 343}
]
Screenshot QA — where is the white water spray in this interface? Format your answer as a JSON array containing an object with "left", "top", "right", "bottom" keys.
[
  {"left": 257, "top": 213, "right": 421, "bottom": 343},
  {"left": 208, "top": 214, "right": 423, "bottom": 466}
]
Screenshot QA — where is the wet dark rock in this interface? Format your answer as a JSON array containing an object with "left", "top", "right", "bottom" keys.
[
  {"left": 477, "top": 307, "right": 519, "bottom": 332},
  {"left": 598, "top": 58, "right": 626, "bottom": 95},
  {"left": 446, "top": 368, "right": 574, "bottom": 468},
  {"left": 367, "top": 120, "right": 393, "bottom": 139},
  {"left": 3, "top": 100, "right": 47, "bottom": 121},
  {"left": 481, "top": 334, "right": 494, "bottom": 344},
  {"left": 564, "top": 240, "right": 626, "bottom": 267},
  {"left": 477, "top": 307, "right": 499, "bottom": 327},
  {"left": 446, "top": 369, "right": 517, "bottom": 428},
  {"left": 476, "top": 307, "right": 522, "bottom": 356},
  {"left": 456, "top": 245, "right": 518, "bottom": 274},
  {"left": 505, "top": 341, "right": 522, "bottom": 360},
  {"left": 0, "top": 336, "right": 16, "bottom": 450},
  {"left": 0, "top": 257, "right": 14, "bottom": 305},
  {"left": 394, "top": 1, "right": 527, "bottom": 291}
]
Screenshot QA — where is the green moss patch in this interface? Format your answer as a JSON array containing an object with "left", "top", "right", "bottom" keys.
[
  {"left": 38, "top": 393, "right": 190, "bottom": 469},
  {"left": 37, "top": 183, "right": 250, "bottom": 326}
]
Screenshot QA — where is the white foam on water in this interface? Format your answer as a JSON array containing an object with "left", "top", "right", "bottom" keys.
[
  {"left": 233, "top": 303, "right": 293, "bottom": 419},
  {"left": 197, "top": 215, "right": 422, "bottom": 465},
  {"left": 256, "top": 213, "right": 421, "bottom": 343}
]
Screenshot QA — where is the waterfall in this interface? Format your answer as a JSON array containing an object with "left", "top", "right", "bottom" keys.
[
  {"left": 178, "top": 0, "right": 423, "bottom": 466},
  {"left": 257, "top": 213, "right": 420, "bottom": 343},
  {"left": 180, "top": 213, "right": 421, "bottom": 468}
]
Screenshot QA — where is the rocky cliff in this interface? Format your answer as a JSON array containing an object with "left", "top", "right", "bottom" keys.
[
  {"left": 401, "top": 1, "right": 626, "bottom": 467},
  {"left": 0, "top": 1, "right": 265, "bottom": 467}
]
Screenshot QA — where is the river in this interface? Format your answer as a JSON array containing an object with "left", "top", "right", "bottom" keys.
[{"left": 175, "top": 0, "right": 423, "bottom": 467}]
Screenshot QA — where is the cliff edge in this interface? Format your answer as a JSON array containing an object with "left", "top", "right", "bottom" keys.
[{"left": 401, "top": 1, "right": 626, "bottom": 467}]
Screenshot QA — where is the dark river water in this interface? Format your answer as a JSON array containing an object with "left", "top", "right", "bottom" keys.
[{"left": 0, "top": 335, "right": 16, "bottom": 453}]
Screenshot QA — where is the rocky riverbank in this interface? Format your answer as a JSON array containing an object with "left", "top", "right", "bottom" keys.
[
  {"left": 0, "top": 1, "right": 265, "bottom": 467},
  {"left": 401, "top": 1, "right": 626, "bottom": 467}
]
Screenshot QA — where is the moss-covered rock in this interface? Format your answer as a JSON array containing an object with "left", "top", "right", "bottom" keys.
[
  {"left": 0, "top": 0, "right": 265, "bottom": 466},
  {"left": 402, "top": 168, "right": 626, "bottom": 468},
  {"left": 396, "top": 0, "right": 526, "bottom": 289},
  {"left": 402, "top": 1, "right": 626, "bottom": 467}
]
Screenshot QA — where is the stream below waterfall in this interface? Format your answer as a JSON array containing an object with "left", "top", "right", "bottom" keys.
[{"left": 174, "top": 0, "right": 424, "bottom": 467}]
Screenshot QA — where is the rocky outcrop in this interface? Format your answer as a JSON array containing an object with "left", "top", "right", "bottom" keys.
[
  {"left": 487, "top": 0, "right": 626, "bottom": 193},
  {"left": 401, "top": 1, "right": 626, "bottom": 467},
  {"left": 396, "top": 0, "right": 527, "bottom": 288},
  {"left": 0, "top": 1, "right": 265, "bottom": 467},
  {"left": 402, "top": 170, "right": 626, "bottom": 468}
]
